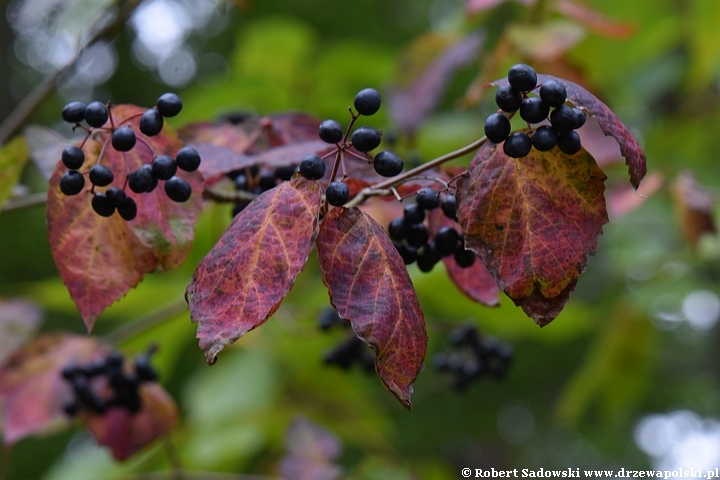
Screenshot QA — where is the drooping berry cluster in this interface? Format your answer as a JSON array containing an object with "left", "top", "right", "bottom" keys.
[
  {"left": 230, "top": 164, "right": 297, "bottom": 216},
  {"left": 388, "top": 190, "right": 476, "bottom": 272},
  {"left": 484, "top": 64, "right": 586, "bottom": 158},
  {"left": 299, "top": 88, "right": 404, "bottom": 207},
  {"left": 318, "top": 307, "right": 375, "bottom": 373},
  {"left": 433, "top": 324, "right": 513, "bottom": 392},
  {"left": 59, "top": 93, "right": 200, "bottom": 220},
  {"left": 61, "top": 348, "right": 159, "bottom": 416}
]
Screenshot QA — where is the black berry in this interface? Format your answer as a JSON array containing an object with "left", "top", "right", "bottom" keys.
[
  {"left": 91, "top": 193, "right": 115, "bottom": 217},
  {"left": 326, "top": 181, "right": 350, "bottom": 206},
  {"left": 152, "top": 155, "right": 177, "bottom": 180},
  {"left": 519, "top": 97, "right": 550, "bottom": 124},
  {"left": 319, "top": 308, "right": 343, "bottom": 330},
  {"left": 417, "top": 242, "right": 441, "bottom": 272},
  {"left": 117, "top": 197, "right": 137, "bottom": 221},
  {"left": 573, "top": 108, "right": 586, "bottom": 128},
  {"left": 503, "top": 132, "right": 532, "bottom": 158},
  {"left": 129, "top": 165, "right": 155, "bottom": 193},
  {"left": 354, "top": 88, "right": 382, "bottom": 116},
  {"left": 134, "top": 356, "right": 158, "bottom": 382},
  {"left": 234, "top": 173, "right": 249, "bottom": 191},
  {"left": 388, "top": 217, "right": 407, "bottom": 241},
  {"left": 176, "top": 147, "right": 201, "bottom": 172},
  {"left": 454, "top": 245, "right": 476, "bottom": 268},
  {"left": 351, "top": 127, "right": 382, "bottom": 152},
  {"left": 495, "top": 85, "right": 522, "bottom": 112},
  {"left": 62, "top": 146, "right": 85, "bottom": 169},
  {"left": 416, "top": 188, "right": 440, "bottom": 210},
  {"left": 164, "top": 176, "right": 192, "bottom": 202},
  {"left": 139, "top": 109, "right": 163, "bottom": 136},
  {"left": 507, "top": 63, "right": 537, "bottom": 92},
  {"left": 258, "top": 169, "right": 277, "bottom": 191},
  {"left": 539, "top": 79, "right": 567, "bottom": 108},
  {"left": 62, "top": 102, "right": 86, "bottom": 123},
  {"left": 435, "top": 226, "right": 460, "bottom": 256},
  {"left": 84, "top": 102, "right": 108, "bottom": 128},
  {"left": 157, "top": 93, "right": 182, "bottom": 117},
  {"left": 394, "top": 242, "right": 417, "bottom": 265},
  {"left": 531, "top": 125, "right": 559, "bottom": 151},
  {"left": 318, "top": 119, "right": 344, "bottom": 144},
  {"left": 406, "top": 223, "right": 429, "bottom": 248},
  {"left": 373, "top": 150, "right": 403, "bottom": 177},
  {"left": 442, "top": 194, "right": 457, "bottom": 221},
  {"left": 403, "top": 203, "right": 425, "bottom": 224},
  {"left": 89, "top": 165, "right": 114, "bottom": 187},
  {"left": 275, "top": 165, "right": 296, "bottom": 181},
  {"left": 111, "top": 127, "right": 136, "bottom": 152},
  {"left": 557, "top": 130, "right": 582, "bottom": 155},
  {"left": 59, "top": 171, "right": 85, "bottom": 195},
  {"left": 550, "top": 105, "right": 578, "bottom": 132},
  {"left": 484, "top": 112, "right": 511, "bottom": 143},
  {"left": 299, "top": 154, "right": 326, "bottom": 180},
  {"left": 105, "top": 186, "right": 127, "bottom": 205}
]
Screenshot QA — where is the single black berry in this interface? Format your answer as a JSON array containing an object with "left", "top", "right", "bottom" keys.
[
  {"left": 318, "top": 119, "right": 344, "bottom": 144},
  {"left": 416, "top": 188, "right": 440, "bottom": 210},
  {"left": 550, "top": 105, "right": 578, "bottom": 132},
  {"left": 164, "top": 176, "right": 192, "bottom": 202},
  {"left": 531, "top": 125, "right": 559, "bottom": 152},
  {"left": 234, "top": 173, "right": 249, "bottom": 191},
  {"left": 388, "top": 217, "right": 407, "bottom": 241},
  {"left": 299, "top": 154, "right": 326, "bottom": 180},
  {"left": 454, "top": 245, "right": 476, "bottom": 268},
  {"left": 117, "top": 197, "right": 137, "bottom": 221},
  {"left": 394, "top": 242, "right": 417, "bottom": 265},
  {"left": 129, "top": 165, "right": 155, "bottom": 193},
  {"left": 59, "top": 171, "right": 85, "bottom": 195},
  {"left": 373, "top": 150, "right": 403, "bottom": 177},
  {"left": 442, "top": 194, "right": 457, "bottom": 221},
  {"left": 417, "top": 241, "right": 441, "bottom": 272},
  {"left": 573, "top": 108, "right": 586, "bottom": 128},
  {"left": 519, "top": 97, "right": 550, "bottom": 124},
  {"left": 84, "top": 102, "right": 108, "bottom": 128},
  {"left": 89, "top": 165, "right": 114, "bottom": 187},
  {"left": 495, "top": 85, "right": 522, "bottom": 112},
  {"left": 105, "top": 186, "right": 127, "bottom": 205},
  {"left": 406, "top": 223, "right": 429, "bottom": 248},
  {"left": 326, "top": 181, "right": 350, "bottom": 206},
  {"left": 157, "top": 93, "right": 182, "bottom": 117},
  {"left": 152, "top": 155, "right": 177, "bottom": 180},
  {"left": 404, "top": 203, "right": 425, "bottom": 224},
  {"left": 139, "top": 109, "right": 164, "bottom": 136},
  {"left": 91, "top": 193, "right": 115, "bottom": 217},
  {"left": 354, "top": 88, "right": 382, "bottom": 116},
  {"left": 62, "top": 102, "right": 86, "bottom": 123},
  {"left": 484, "top": 112, "right": 511, "bottom": 143},
  {"left": 275, "top": 165, "right": 296, "bottom": 181},
  {"left": 557, "top": 130, "right": 582, "bottom": 155},
  {"left": 176, "top": 147, "right": 201, "bottom": 172},
  {"left": 61, "top": 146, "right": 85, "bottom": 169},
  {"left": 435, "top": 226, "right": 460, "bottom": 257},
  {"left": 319, "top": 308, "right": 343, "bottom": 330},
  {"left": 539, "top": 79, "right": 567, "bottom": 108},
  {"left": 351, "top": 127, "right": 382, "bottom": 152},
  {"left": 111, "top": 127, "right": 136, "bottom": 152},
  {"left": 507, "top": 63, "right": 538, "bottom": 92},
  {"left": 503, "top": 132, "right": 532, "bottom": 158}
]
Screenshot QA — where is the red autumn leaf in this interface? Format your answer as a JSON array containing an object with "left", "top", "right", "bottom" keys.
[
  {"left": 672, "top": 170, "right": 717, "bottom": 250},
  {"left": 47, "top": 105, "right": 203, "bottom": 330},
  {"left": 278, "top": 417, "right": 343, "bottom": 480},
  {"left": 0, "top": 298, "right": 43, "bottom": 366},
  {"left": 0, "top": 334, "right": 107, "bottom": 445},
  {"left": 187, "top": 177, "right": 322, "bottom": 363},
  {"left": 316, "top": 207, "right": 427, "bottom": 409},
  {"left": 179, "top": 121, "right": 260, "bottom": 154},
  {"left": 456, "top": 142, "right": 607, "bottom": 325},
  {"left": 84, "top": 383, "right": 178, "bottom": 461},
  {"left": 490, "top": 74, "right": 647, "bottom": 190},
  {"left": 261, "top": 112, "right": 325, "bottom": 147}
]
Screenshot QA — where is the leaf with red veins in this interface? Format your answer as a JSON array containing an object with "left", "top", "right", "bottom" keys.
[
  {"left": 316, "top": 207, "right": 427, "bottom": 409},
  {"left": 456, "top": 142, "right": 607, "bottom": 325},
  {"left": 490, "top": 74, "right": 647, "bottom": 190},
  {"left": 84, "top": 383, "right": 177, "bottom": 461},
  {"left": 261, "top": 112, "right": 324, "bottom": 146},
  {"left": 179, "top": 121, "right": 261, "bottom": 154},
  {"left": 187, "top": 177, "right": 322, "bottom": 363},
  {"left": 0, "top": 334, "right": 107, "bottom": 445},
  {"left": 47, "top": 105, "right": 203, "bottom": 330}
]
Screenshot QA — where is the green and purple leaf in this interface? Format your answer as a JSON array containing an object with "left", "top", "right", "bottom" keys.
[
  {"left": 187, "top": 177, "right": 322, "bottom": 363},
  {"left": 316, "top": 207, "right": 427, "bottom": 409}
]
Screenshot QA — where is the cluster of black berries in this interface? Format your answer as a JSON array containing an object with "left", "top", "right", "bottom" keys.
[
  {"left": 484, "top": 64, "right": 586, "bottom": 158},
  {"left": 318, "top": 307, "right": 375, "bottom": 373},
  {"left": 230, "top": 163, "right": 297, "bottom": 216},
  {"left": 388, "top": 189, "right": 476, "bottom": 272},
  {"left": 58, "top": 93, "right": 201, "bottom": 220},
  {"left": 433, "top": 324, "right": 513, "bottom": 392},
  {"left": 61, "top": 349, "right": 159, "bottom": 416},
  {"left": 298, "top": 88, "right": 404, "bottom": 207}
]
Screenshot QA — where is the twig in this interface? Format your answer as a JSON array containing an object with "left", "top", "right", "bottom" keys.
[{"left": 103, "top": 298, "right": 188, "bottom": 345}]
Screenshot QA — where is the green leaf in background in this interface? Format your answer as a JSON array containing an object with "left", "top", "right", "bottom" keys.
[{"left": 0, "top": 136, "right": 30, "bottom": 209}]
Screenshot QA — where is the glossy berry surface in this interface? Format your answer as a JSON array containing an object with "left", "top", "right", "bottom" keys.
[
  {"left": 139, "top": 109, "right": 163, "bottom": 136},
  {"left": 507, "top": 63, "right": 538, "bottom": 92},
  {"left": 91, "top": 193, "right": 115, "bottom": 217},
  {"left": 539, "top": 79, "right": 567, "bottom": 108},
  {"left": 388, "top": 217, "right": 407, "bottom": 241},
  {"left": 176, "top": 147, "right": 201, "bottom": 172},
  {"left": 454, "top": 246, "right": 476, "bottom": 268},
  {"left": 157, "top": 93, "right": 182, "bottom": 117},
  {"left": 61, "top": 146, "right": 85, "bottom": 169},
  {"left": 495, "top": 85, "right": 522, "bottom": 112},
  {"left": 557, "top": 130, "right": 582, "bottom": 155},
  {"left": 354, "top": 88, "right": 382, "bottom": 116},
  {"left": 59, "top": 171, "right": 85, "bottom": 195},
  {"left": 503, "top": 132, "right": 532, "bottom": 158},
  {"left": 111, "top": 127, "right": 136, "bottom": 152},
  {"left": 128, "top": 165, "right": 155, "bottom": 193},
  {"left": 416, "top": 188, "right": 440, "bottom": 210},
  {"left": 519, "top": 97, "right": 550, "bottom": 124},
  {"left": 62, "top": 102, "right": 86, "bottom": 123},
  {"left": 550, "top": 106, "right": 578, "bottom": 132},
  {"left": 152, "top": 155, "right": 177, "bottom": 180},
  {"left": 275, "top": 165, "right": 296, "bottom": 181},
  {"left": 373, "top": 150, "right": 403, "bottom": 177},
  {"left": 417, "top": 242, "right": 441, "bottom": 272},
  {"left": 573, "top": 108, "right": 587, "bottom": 128},
  {"left": 326, "top": 181, "right": 350, "bottom": 206},
  {"left": 164, "top": 176, "right": 192, "bottom": 202},
  {"left": 117, "top": 197, "right": 137, "bottom": 221},
  {"left": 442, "top": 194, "right": 457, "bottom": 221},
  {"left": 105, "top": 186, "right": 127, "bottom": 205},
  {"left": 89, "top": 165, "right": 114, "bottom": 187},
  {"left": 299, "top": 154, "right": 326, "bottom": 180},
  {"left": 318, "top": 119, "right": 344, "bottom": 144},
  {"left": 403, "top": 203, "right": 425, "bottom": 224},
  {"left": 84, "top": 102, "right": 108, "bottom": 128},
  {"left": 484, "top": 112, "right": 511, "bottom": 143},
  {"left": 435, "top": 226, "right": 460, "bottom": 256},
  {"left": 350, "top": 127, "right": 382, "bottom": 152},
  {"left": 406, "top": 223, "right": 430, "bottom": 248},
  {"left": 531, "top": 125, "right": 559, "bottom": 152}
]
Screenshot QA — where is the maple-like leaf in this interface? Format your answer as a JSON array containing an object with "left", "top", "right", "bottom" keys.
[
  {"left": 456, "top": 142, "right": 607, "bottom": 325},
  {"left": 278, "top": 417, "right": 343, "bottom": 480},
  {"left": 187, "top": 177, "right": 322, "bottom": 363},
  {"left": 490, "top": 74, "right": 647, "bottom": 190},
  {"left": 46, "top": 105, "right": 203, "bottom": 330},
  {"left": 672, "top": 170, "right": 717, "bottom": 250},
  {"left": 316, "top": 207, "right": 427, "bottom": 409}
]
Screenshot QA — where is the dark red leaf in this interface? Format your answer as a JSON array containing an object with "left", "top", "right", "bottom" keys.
[
  {"left": 490, "top": 74, "right": 647, "bottom": 190},
  {"left": 0, "top": 298, "right": 43, "bottom": 366},
  {"left": 47, "top": 105, "right": 203, "bottom": 330},
  {"left": 187, "top": 177, "right": 322, "bottom": 363},
  {"left": 672, "top": 170, "right": 717, "bottom": 250},
  {"left": 316, "top": 207, "right": 427, "bottom": 409},
  {"left": 278, "top": 417, "right": 343, "bottom": 480},
  {"left": 456, "top": 142, "right": 608, "bottom": 325}
]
